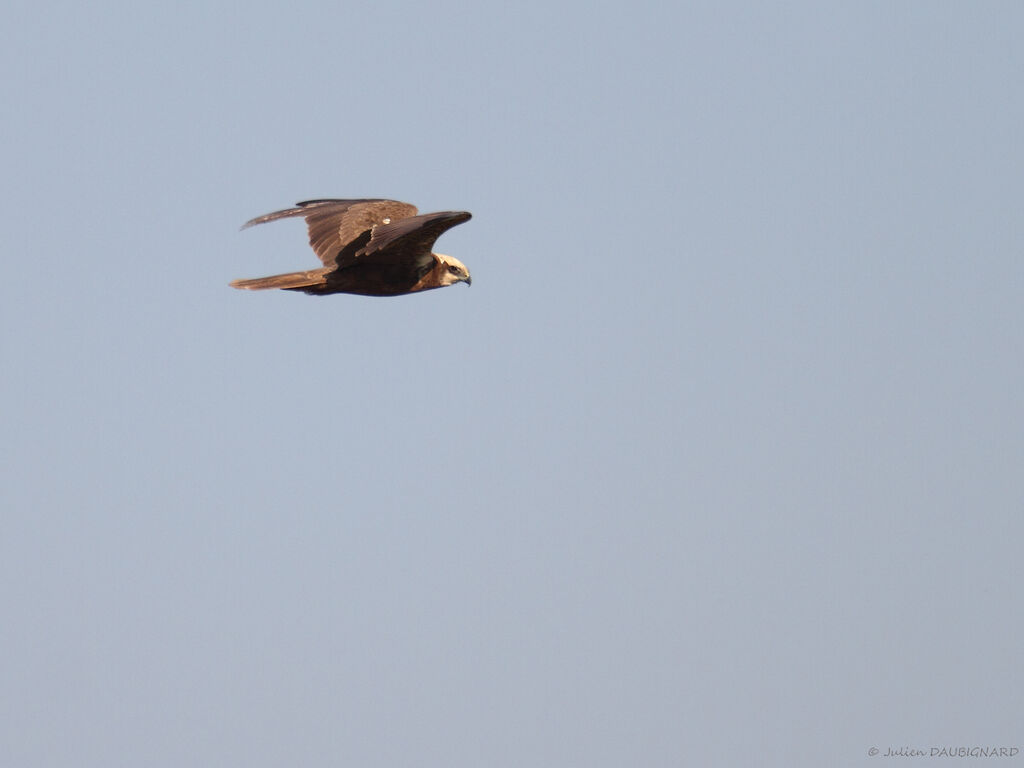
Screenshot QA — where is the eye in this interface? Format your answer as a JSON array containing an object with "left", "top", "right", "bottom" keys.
[{"left": 448, "top": 265, "right": 461, "bottom": 274}]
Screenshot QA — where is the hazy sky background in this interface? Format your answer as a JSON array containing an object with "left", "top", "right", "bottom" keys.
[{"left": 2, "top": 1, "right": 1021, "bottom": 766}]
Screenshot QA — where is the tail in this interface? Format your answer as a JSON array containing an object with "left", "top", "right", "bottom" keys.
[{"left": 230, "top": 268, "right": 329, "bottom": 291}]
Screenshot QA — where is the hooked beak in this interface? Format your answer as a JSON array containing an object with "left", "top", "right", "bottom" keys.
[{"left": 464, "top": 275, "right": 472, "bottom": 287}]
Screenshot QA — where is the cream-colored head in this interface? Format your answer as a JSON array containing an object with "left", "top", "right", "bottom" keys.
[{"left": 434, "top": 253, "right": 472, "bottom": 287}]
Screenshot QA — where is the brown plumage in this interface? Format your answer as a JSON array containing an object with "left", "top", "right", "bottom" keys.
[{"left": 231, "top": 199, "right": 472, "bottom": 297}]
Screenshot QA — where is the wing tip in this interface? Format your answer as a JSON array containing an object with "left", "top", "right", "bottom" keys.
[{"left": 239, "top": 206, "right": 307, "bottom": 230}]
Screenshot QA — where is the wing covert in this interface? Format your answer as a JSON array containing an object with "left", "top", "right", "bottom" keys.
[{"left": 354, "top": 211, "right": 472, "bottom": 270}]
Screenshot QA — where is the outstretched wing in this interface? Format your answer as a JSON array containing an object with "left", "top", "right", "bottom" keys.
[
  {"left": 352, "top": 211, "right": 472, "bottom": 271},
  {"left": 242, "top": 199, "right": 419, "bottom": 266}
]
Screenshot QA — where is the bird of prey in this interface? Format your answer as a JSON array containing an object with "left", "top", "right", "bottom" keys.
[{"left": 231, "top": 199, "right": 472, "bottom": 297}]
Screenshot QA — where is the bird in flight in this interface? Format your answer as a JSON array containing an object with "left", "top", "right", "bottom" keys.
[{"left": 231, "top": 199, "right": 472, "bottom": 297}]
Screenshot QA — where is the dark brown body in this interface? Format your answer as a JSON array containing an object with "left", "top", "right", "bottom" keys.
[{"left": 285, "top": 260, "right": 452, "bottom": 297}]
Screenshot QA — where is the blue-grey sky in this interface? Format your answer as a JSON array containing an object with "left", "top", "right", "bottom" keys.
[{"left": 3, "top": 1, "right": 1021, "bottom": 766}]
